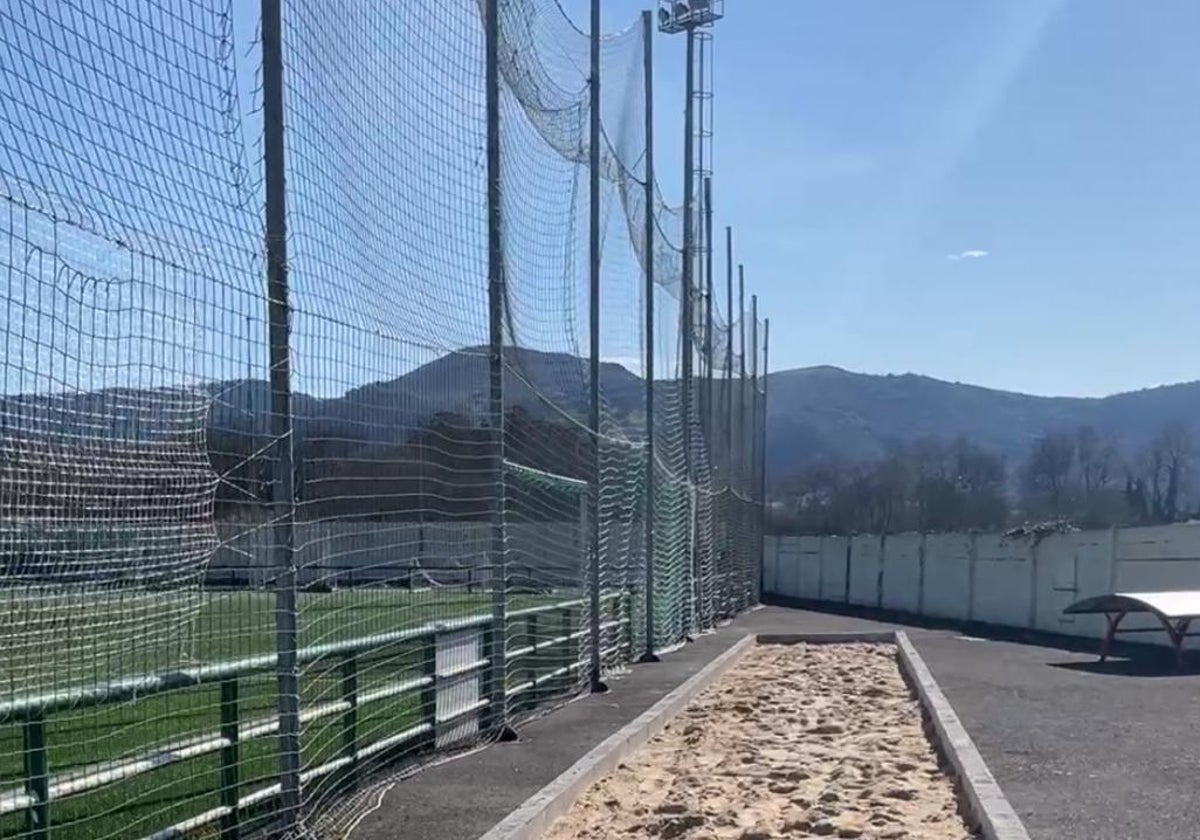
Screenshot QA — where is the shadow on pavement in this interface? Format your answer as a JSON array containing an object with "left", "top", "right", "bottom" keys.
[{"left": 1047, "top": 657, "right": 1200, "bottom": 678}]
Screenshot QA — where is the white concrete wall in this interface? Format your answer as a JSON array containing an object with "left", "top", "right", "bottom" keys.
[
  {"left": 921, "top": 533, "right": 972, "bottom": 621},
  {"left": 1112, "top": 524, "right": 1200, "bottom": 649},
  {"left": 972, "top": 534, "right": 1033, "bottom": 628},
  {"left": 793, "top": 536, "right": 822, "bottom": 599},
  {"left": 1034, "top": 530, "right": 1113, "bottom": 638},
  {"left": 847, "top": 535, "right": 882, "bottom": 606},
  {"left": 766, "top": 536, "right": 792, "bottom": 598},
  {"left": 1113, "top": 524, "right": 1200, "bottom": 590},
  {"left": 764, "top": 536, "right": 822, "bottom": 600},
  {"left": 763, "top": 535, "right": 782, "bottom": 596},
  {"left": 819, "top": 536, "right": 850, "bottom": 602},
  {"left": 880, "top": 533, "right": 922, "bottom": 614},
  {"left": 762, "top": 523, "right": 1200, "bottom": 653}
]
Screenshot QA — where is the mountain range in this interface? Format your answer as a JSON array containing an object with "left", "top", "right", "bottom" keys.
[
  {"left": 11, "top": 348, "right": 1200, "bottom": 486},
  {"left": 279, "top": 352, "right": 1200, "bottom": 480},
  {"left": 763, "top": 365, "right": 1200, "bottom": 479}
]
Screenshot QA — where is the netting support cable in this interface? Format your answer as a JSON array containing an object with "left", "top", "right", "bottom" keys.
[
  {"left": 639, "top": 10, "right": 660, "bottom": 665},
  {"left": 262, "top": 0, "right": 301, "bottom": 828},
  {"left": 680, "top": 24, "right": 697, "bottom": 637},
  {"left": 484, "top": 0, "right": 515, "bottom": 739},
  {"left": 586, "top": 0, "right": 607, "bottom": 695}
]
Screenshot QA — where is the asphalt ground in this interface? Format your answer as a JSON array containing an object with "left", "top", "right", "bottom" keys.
[{"left": 349, "top": 604, "right": 1200, "bottom": 840}]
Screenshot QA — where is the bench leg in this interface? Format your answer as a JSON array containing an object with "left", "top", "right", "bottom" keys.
[
  {"left": 1165, "top": 618, "right": 1191, "bottom": 671},
  {"left": 1099, "top": 610, "right": 1127, "bottom": 663}
]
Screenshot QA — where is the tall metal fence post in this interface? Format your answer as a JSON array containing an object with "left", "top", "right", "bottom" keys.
[
  {"left": 703, "top": 177, "right": 714, "bottom": 462},
  {"left": 587, "top": 0, "right": 607, "bottom": 693},
  {"left": 701, "top": 174, "right": 714, "bottom": 627},
  {"left": 639, "top": 10, "right": 660, "bottom": 664},
  {"left": 750, "top": 295, "right": 759, "bottom": 605},
  {"left": 758, "top": 320, "right": 769, "bottom": 603},
  {"left": 22, "top": 712, "right": 48, "bottom": 840},
  {"left": 261, "top": 0, "right": 301, "bottom": 828},
  {"left": 485, "top": 0, "right": 514, "bottom": 737},
  {"left": 724, "top": 227, "right": 734, "bottom": 618},
  {"left": 680, "top": 24, "right": 697, "bottom": 637},
  {"left": 737, "top": 264, "right": 747, "bottom": 610}
]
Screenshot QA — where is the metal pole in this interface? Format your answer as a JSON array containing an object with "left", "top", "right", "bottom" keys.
[
  {"left": 680, "top": 24, "right": 696, "bottom": 635},
  {"left": 703, "top": 177, "right": 714, "bottom": 454},
  {"left": 587, "top": 0, "right": 606, "bottom": 693},
  {"left": 697, "top": 32, "right": 706, "bottom": 275},
  {"left": 723, "top": 226, "right": 733, "bottom": 615},
  {"left": 700, "top": 175, "right": 714, "bottom": 628},
  {"left": 639, "top": 10, "right": 659, "bottom": 664},
  {"left": 261, "top": 0, "right": 299, "bottom": 826},
  {"left": 697, "top": 40, "right": 708, "bottom": 451},
  {"left": 724, "top": 230, "right": 734, "bottom": 481},
  {"left": 485, "top": 0, "right": 514, "bottom": 737},
  {"left": 737, "top": 264, "right": 747, "bottom": 610},
  {"left": 750, "top": 295, "right": 759, "bottom": 605},
  {"left": 759, "top": 319, "right": 770, "bottom": 604}
]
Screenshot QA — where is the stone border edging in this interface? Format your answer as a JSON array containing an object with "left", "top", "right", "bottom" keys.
[
  {"left": 475, "top": 634, "right": 756, "bottom": 840},
  {"left": 894, "top": 631, "right": 1032, "bottom": 840},
  {"left": 756, "top": 631, "right": 897, "bottom": 644}
]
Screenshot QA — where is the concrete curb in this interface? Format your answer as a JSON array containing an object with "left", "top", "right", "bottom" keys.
[
  {"left": 475, "top": 634, "right": 756, "bottom": 840},
  {"left": 756, "top": 631, "right": 897, "bottom": 644},
  {"left": 895, "top": 631, "right": 1032, "bottom": 840}
]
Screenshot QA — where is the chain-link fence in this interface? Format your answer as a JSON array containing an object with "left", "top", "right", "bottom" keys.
[{"left": 0, "top": 1, "right": 766, "bottom": 838}]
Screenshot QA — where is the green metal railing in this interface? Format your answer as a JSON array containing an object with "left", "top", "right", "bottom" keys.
[{"left": 0, "top": 591, "right": 632, "bottom": 840}]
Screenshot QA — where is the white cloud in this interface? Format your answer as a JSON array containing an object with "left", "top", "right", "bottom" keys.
[{"left": 946, "top": 249, "right": 989, "bottom": 261}]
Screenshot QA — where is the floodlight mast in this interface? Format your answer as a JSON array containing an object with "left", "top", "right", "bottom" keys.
[{"left": 657, "top": 0, "right": 724, "bottom": 632}]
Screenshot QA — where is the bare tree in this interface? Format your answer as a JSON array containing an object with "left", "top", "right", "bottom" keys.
[
  {"left": 774, "top": 435, "right": 1010, "bottom": 535},
  {"left": 1076, "top": 425, "right": 1116, "bottom": 495},
  {"left": 1021, "top": 431, "right": 1075, "bottom": 519},
  {"left": 1074, "top": 425, "right": 1125, "bottom": 527},
  {"left": 1126, "top": 422, "right": 1194, "bottom": 524},
  {"left": 952, "top": 436, "right": 1008, "bottom": 530}
]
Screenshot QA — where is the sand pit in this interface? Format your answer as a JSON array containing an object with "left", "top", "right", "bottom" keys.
[{"left": 544, "top": 643, "right": 977, "bottom": 840}]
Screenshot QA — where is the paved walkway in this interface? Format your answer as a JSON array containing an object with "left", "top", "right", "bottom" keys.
[{"left": 349, "top": 605, "right": 1200, "bottom": 840}]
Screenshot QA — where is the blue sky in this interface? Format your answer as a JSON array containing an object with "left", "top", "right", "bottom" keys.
[
  {"left": 7, "top": 1, "right": 1200, "bottom": 400},
  {"left": 566, "top": 0, "right": 1200, "bottom": 398}
]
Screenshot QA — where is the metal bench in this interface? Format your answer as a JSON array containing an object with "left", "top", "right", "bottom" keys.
[{"left": 1064, "top": 591, "right": 1200, "bottom": 670}]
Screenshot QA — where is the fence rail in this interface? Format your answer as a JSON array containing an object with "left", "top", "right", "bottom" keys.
[{"left": 2, "top": 592, "right": 630, "bottom": 838}]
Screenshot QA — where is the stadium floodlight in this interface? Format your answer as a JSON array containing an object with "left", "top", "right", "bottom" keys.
[{"left": 657, "top": 0, "right": 724, "bottom": 34}]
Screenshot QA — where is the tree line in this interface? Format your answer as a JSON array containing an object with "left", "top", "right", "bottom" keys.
[{"left": 768, "top": 422, "right": 1198, "bottom": 536}]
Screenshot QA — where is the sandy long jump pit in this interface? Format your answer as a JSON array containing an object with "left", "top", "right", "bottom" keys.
[{"left": 544, "top": 643, "right": 977, "bottom": 840}]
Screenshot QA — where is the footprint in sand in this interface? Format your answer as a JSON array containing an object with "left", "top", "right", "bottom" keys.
[{"left": 542, "top": 645, "right": 977, "bottom": 840}]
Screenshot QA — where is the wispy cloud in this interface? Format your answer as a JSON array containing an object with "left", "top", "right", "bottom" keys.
[{"left": 946, "top": 249, "right": 989, "bottom": 261}]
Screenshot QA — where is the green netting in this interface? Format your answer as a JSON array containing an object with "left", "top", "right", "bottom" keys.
[{"left": 0, "top": 1, "right": 764, "bottom": 837}]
